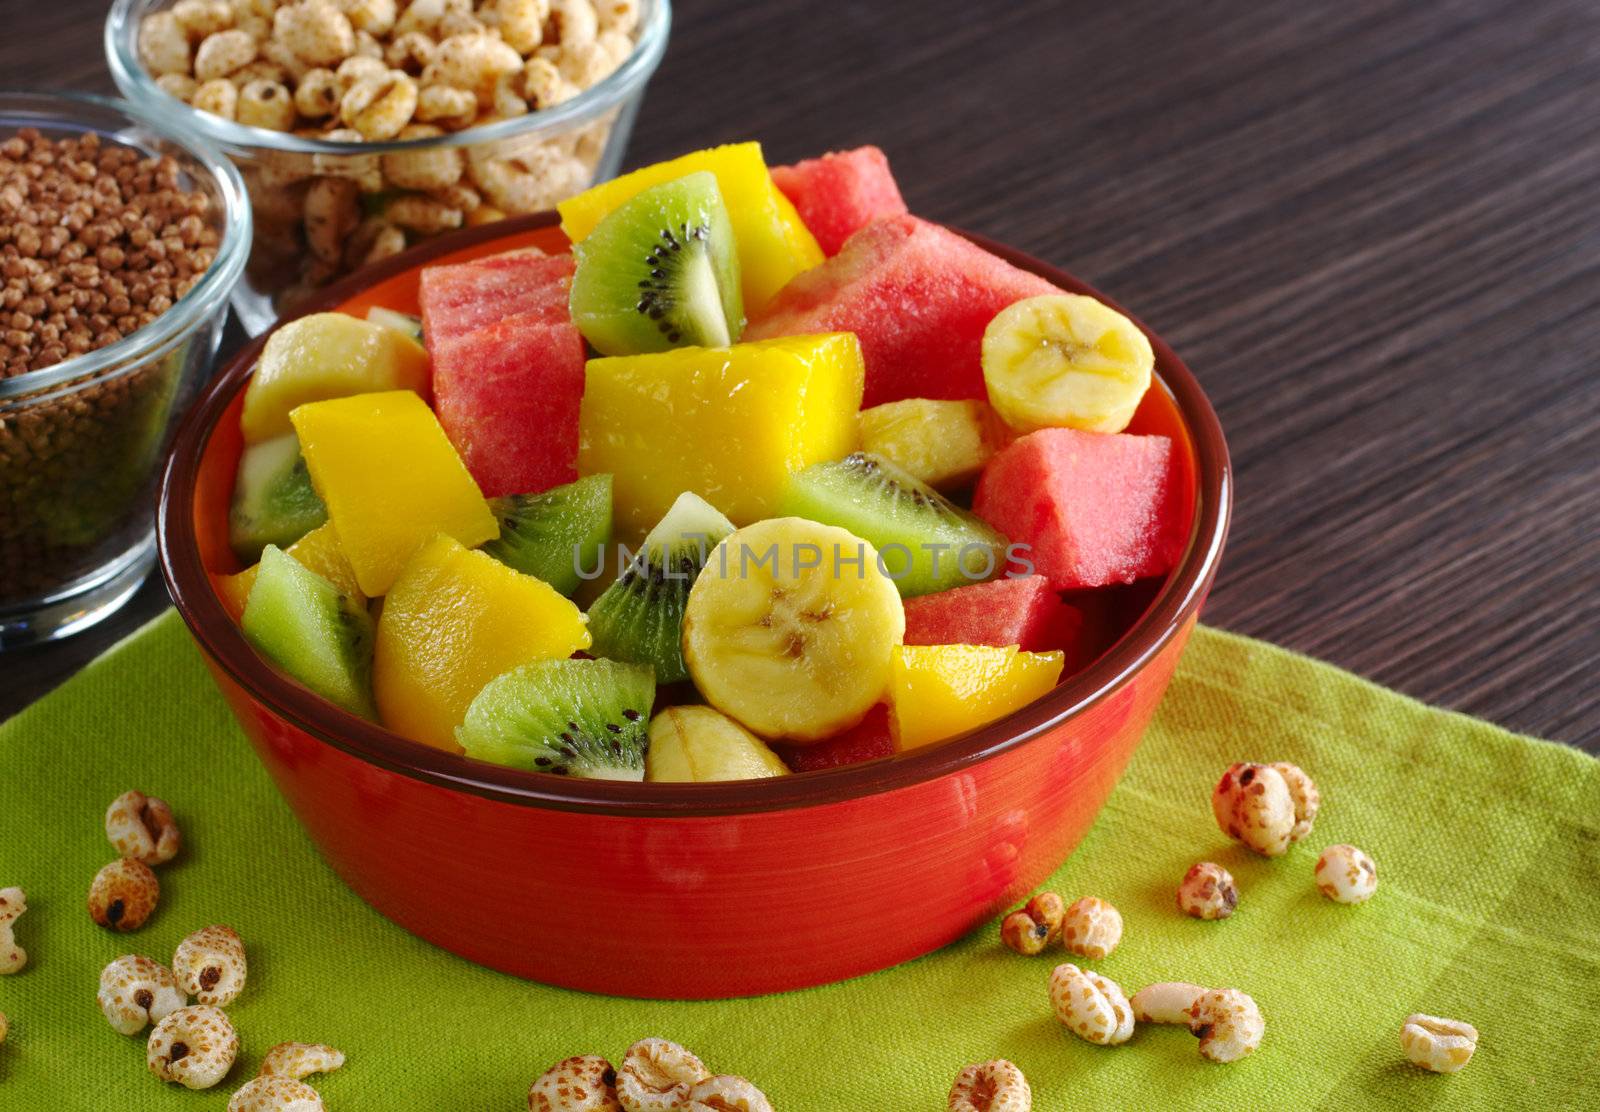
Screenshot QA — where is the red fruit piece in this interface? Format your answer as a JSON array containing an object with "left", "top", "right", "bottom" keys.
[
  {"left": 418, "top": 250, "right": 571, "bottom": 348},
  {"left": 431, "top": 315, "right": 586, "bottom": 498},
  {"left": 975, "top": 428, "right": 1192, "bottom": 591},
  {"left": 746, "top": 215, "right": 1059, "bottom": 406},
  {"left": 771, "top": 146, "right": 908, "bottom": 256},
  {"left": 775, "top": 705, "right": 894, "bottom": 773},
  {"left": 903, "top": 575, "right": 1084, "bottom": 658}
]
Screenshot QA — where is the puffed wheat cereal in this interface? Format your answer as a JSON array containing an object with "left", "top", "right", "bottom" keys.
[
  {"left": 172, "top": 925, "right": 248, "bottom": 1006},
  {"left": 98, "top": 954, "right": 186, "bottom": 1035},
  {"left": 529, "top": 1055, "right": 621, "bottom": 1111},
  {"left": 192, "top": 78, "right": 241, "bottom": 120},
  {"left": 1060, "top": 896, "right": 1122, "bottom": 959},
  {"left": 948, "top": 1059, "right": 1031, "bottom": 1112},
  {"left": 174, "top": 0, "right": 236, "bottom": 39},
  {"left": 1212, "top": 762, "right": 1297, "bottom": 857},
  {"left": 259, "top": 1041, "right": 346, "bottom": 1080},
  {"left": 617, "top": 1038, "right": 710, "bottom": 1112},
  {"left": 1400, "top": 1013, "right": 1477, "bottom": 1074},
  {"left": 274, "top": 1, "right": 357, "bottom": 67},
  {"left": 148, "top": 1005, "right": 239, "bottom": 1089},
  {"left": 140, "top": 11, "right": 194, "bottom": 76},
  {"left": 1176, "top": 861, "right": 1238, "bottom": 920},
  {"left": 228, "top": 1076, "right": 326, "bottom": 1112},
  {"left": 238, "top": 80, "right": 299, "bottom": 130},
  {"left": 105, "top": 790, "right": 183, "bottom": 866},
  {"left": 1186, "top": 988, "right": 1264, "bottom": 1063},
  {"left": 1049, "top": 963, "right": 1135, "bottom": 1046},
  {"left": 88, "top": 859, "right": 160, "bottom": 932},
  {"left": 194, "top": 28, "right": 259, "bottom": 80},
  {"left": 683, "top": 1076, "right": 773, "bottom": 1112},
  {"left": 0, "top": 888, "right": 27, "bottom": 974},
  {"left": 1314, "top": 844, "right": 1377, "bottom": 904},
  {"left": 1130, "top": 981, "right": 1206, "bottom": 1025},
  {"left": 1000, "top": 891, "right": 1065, "bottom": 956},
  {"left": 340, "top": 70, "right": 419, "bottom": 139},
  {"left": 1270, "top": 761, "right": 1320, "bottom": 841}
]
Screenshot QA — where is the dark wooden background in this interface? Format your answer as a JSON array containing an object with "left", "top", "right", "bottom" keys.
[{"left": 4, "top": 0, "right": 1596, "bottom": 752}]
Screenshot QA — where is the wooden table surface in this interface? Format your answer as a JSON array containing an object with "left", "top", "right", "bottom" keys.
[{"left": 3, "top": 0, "right": 1596, "bottom": 752}]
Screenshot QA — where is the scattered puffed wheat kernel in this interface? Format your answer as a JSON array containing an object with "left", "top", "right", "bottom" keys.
[
  {"left": 1130, "top": 981, "right": 1206, "bottom": 1025},
  {"left": 683, "top": 1076, "right": 773, "bottom": 1112},
  {"left": 239, "top": 80, "right": 299, "bottom": 130},
  {"left": 1315, "top": 844, "right": 1377, "bottom": 904},
  {"left": 519, "top": 56, "right": 572, "bottom": 108},
  {"left": 617, "top": 1038, "right": 710, "bottom": 1112},
  {"left": 172, "top": 925, "right": 248, "bottom": 1006},
  {"left": 415, "top": 82, "right": 477, "bottom": 126},
  {"left": 1270, "top": 762, "right": 1320, "bottom": 842},
  {"left": 293, "top": 67, "right": 341, "bottom": 116},
  {"left": 1401, "top": 1013, "right": 1478, "bottom": 1074},
  {"left": 192, "top": 78, "right": 242, "bottom": 121},
  {"left": 528, "top": 1055, "right": 620, "bottom": 1112},
  {"left": 422, "top": 32, "right": 523, "bottom": 100},
  {"left": 548, "top": 0, "right": 598, "bottom": 47},
  {"left": 260, "top": 1041, "right": 346, "bottom": 1080},
  {"left": 228, "top": 1076, "right": 324, "bottom": 1112},
  {"left": 273, "top": 1, "right": 357, "bottom": 67},
  {"left": 1186, "top": 988, "right": 1264, "bottom": 1063},
  {"left": 1061, "top": 896, "right": 1122, "bottom": 960},
  {"left": 148, "top": 1005, "right": 239, "bottom": 1090},
  {"left": 174, "top": 0, "right": 236, "bottom": 39},
  {"left": 139, "top": 11, "right": 193, "bottom": 76},
  {"left": 334, "top": 53, "right": 388, "bottom": 91},
  {"left": 385, "top": 29, "right": 438, "bottom": 73},
  {"left": 233, "top": 58, "right": 292, "bottom": 85},
  {"left": 1049, "top": 963, "right": 1134, "bottom": 1046},
  {"left": 88, "top": 859, "right": 160, "bottom": 932},
  {"left": 1176, "top": 861, "right": 1239, "bottom": 920},
  {"left": 1212, "top": 762, "right": 1296, "bottom": 857},
  {"left": 195, "top": 28, "right": 260, "bottom": 81},
  {"left": 947, "top": 1059, "right": 1031, "bottom": 1112},
  {"left": 97, "top": 954, "right": 186, "bottom": 1035},
  {"left": 0, "top": 887, "right": 26, "bottom": 974},
  {"left": 340, "top": 70, "right": 419, "bottom": 139},
  {"left": 999, "top": 892, "right": 1064, "bottom": 956}
]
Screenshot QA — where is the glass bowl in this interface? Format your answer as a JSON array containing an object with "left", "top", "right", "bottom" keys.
[
  {"left": 0, "top": 91, "right": 249, "bottom": 649},
  {"left": 106, "top": 0, "right": 671, "bottom": 333},
  {"left": 158, "top": 216, "right": 1231, "bottom": 998}
]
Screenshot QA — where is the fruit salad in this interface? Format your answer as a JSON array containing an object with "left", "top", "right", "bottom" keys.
[{"left": 217, "top": 140, "right": 1194, "bottom": 783}]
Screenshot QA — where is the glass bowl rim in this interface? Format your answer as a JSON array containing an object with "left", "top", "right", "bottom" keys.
[
  {"left": 158, "top": 212, "right": 1232, "bottom": 818},
  {"left": 104, "top": 0, "right": 672, "bottom": 157},
  {"left": 0, "top": 89, "right": 251, "bottom": 403}
]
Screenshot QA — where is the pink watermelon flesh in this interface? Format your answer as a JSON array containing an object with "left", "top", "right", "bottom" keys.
[
  {"left": 745, "top": 215, "right": 1059, "bottom": 406},
  {"left": 903, "top": 575, "right": 1085, "bottom": 659},
  {"left": 431, "top": 313, "right": 586, "bottom": 498},
  {"left": 775, "top": 705, "right": 894, "bottom": 773},
  {"left": 771, "top": 146, "right": 908, "bottom": 256},
  {"left": 974, "top": 428, "right": 1192, "bottom": 591},
  {"left": 418, "top": 251, "right": 573, "bottom": 349}
]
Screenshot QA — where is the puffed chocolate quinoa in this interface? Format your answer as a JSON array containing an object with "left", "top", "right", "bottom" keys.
[
  {"left": 138, "top": 0, "right": 641, "bottom": 307},
  {"left": 0, "top": 127, "right": 220, "bottom": 610}
]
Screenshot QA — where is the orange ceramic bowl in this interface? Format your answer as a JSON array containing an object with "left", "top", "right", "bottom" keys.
[{"left": 158, "top": 214, "right": 1230, "bottom": 999}]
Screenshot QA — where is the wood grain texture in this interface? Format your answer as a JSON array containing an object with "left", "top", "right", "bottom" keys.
[{"left": 2, "top": 0, "right": 1595, "bottom": 750}]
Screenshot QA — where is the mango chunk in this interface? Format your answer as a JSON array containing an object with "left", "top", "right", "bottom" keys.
[
  {"left": 888, "top": 643, "right": 1064, "bottom": 751},
  {"left": 291, "top": 390, "right": 497, "bottom": 596},
  {"left": 218, "top": 521, "right": 366, "bottom": 621},
  {"left": 242, "top": 312, "right": 430, "bottom": 443},
  {"left": 558, "top": 142, "right": 824, "bottom": 309},
  {"left": 374, "top": 534, "right": 591, "bottom": 751},
  {"left": 578, "top": 333, "right": 864, "bottom": 537}
]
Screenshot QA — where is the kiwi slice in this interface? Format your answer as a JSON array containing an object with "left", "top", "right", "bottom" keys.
[
  {"left": 365, "top": 306, "right": 423, "bottom": 342},
  {"left": 569, "top": 172, "right": 745, "bottom": 356},
  {"left": 241, "top": 545, "right": 376, "bottom": 719},
  {"left": 780, "top": 452, "right": 1007, "bottom": 598},
  {"left": 457, "top": 658, "right": 656, "bottom": 779},
  {"left": 229, "top": 433, "right": 328, "bottom": 563},
  {"left": 586, "top": 491, "right": 736, "bottom": 683},
  {"left": 483, "top": 474, "right": 614, "bottom": 596}
]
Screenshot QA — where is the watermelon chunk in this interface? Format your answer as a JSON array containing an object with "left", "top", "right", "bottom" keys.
[
  {"left": 432, "top": 314, "right": 586, "bottom": 498},
  {"left": 974, "top": 428, "right": 1191, "bottom": 591},
  {"left": 903, "top": 575, "right": 1084, "bottom": 657},
  {"left": 419, "top": 251, "right": 572, "bottom": 348},
  {"left": 746, "top": 215, "right": 1059, "bottom": 406},
  {"left": 771, "top": 146, "right": 908, "bottom": 256},
  {"left": 774, "top": 705, "right": 894, "bottom": 773}
]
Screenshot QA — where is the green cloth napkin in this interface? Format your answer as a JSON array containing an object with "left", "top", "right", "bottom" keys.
[{"left": 0, "top": 612, "right": 1595, "bottom": 1110}]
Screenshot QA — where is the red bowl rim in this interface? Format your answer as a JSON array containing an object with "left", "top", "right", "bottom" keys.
[{"left": 158, "top": 211, "right": 1232, "bottom": 817}]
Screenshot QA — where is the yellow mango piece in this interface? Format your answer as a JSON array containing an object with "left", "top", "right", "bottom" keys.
[
  {"left": 579, "top": 333, "right": 864, "bottom": 537},
  {"left": 558, "top": 142, "right": 824, "bottom": 309},
  {"left": 646, "top": 706, "right": 790, "bottom": 783},
  {"left": 291, "top": 391, "right": 497, "bottom": 596},
  {"left": 857, "top": 398, "right": 1011, "bottom": 490},
  {"left": 241, "top": 312, "right": 430, "bottom": 443},
  {"left": 888, "top": 644, "right": 1064, "bottom": 752},
  {"left": 374, "top": 534, "right": 591, "bottom": 751},
  {"left": 217, "top": 521, "right": 365, "bottom": 621}
]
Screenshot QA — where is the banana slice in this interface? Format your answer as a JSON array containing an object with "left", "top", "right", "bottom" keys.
[
  {"left": 682, "top": 517, "right": 905, "bottom": 740},
  {"left": 982, "top": 293, "right": 1154, "bottom": 435},
  {"left": 647, "top": 705, "right": 790, "bottom": 782}
]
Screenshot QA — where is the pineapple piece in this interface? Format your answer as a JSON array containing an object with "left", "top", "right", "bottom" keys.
[
  {"left": 888, "top": 643, "right": 1064, "bottom": 751},
  {"left": 646, "top": 706, "right": 790, "bottom": 783},
  {"left": 857, "top": 398, "right": 1010, "bottom": 490},
  {"left": 374, "top": 534, "right": 592, "bottom": 751},
  {"left": 558, "top": 142, "right": 824, "bottom": 310},
  {"left": 291, "top": 390, "right": 498, "bottom": 597},
  {"left": 241, "top": 312, "right": 430, "bottom": 443},
  {"left": 578, "top": 333, "right": 864, "bottom": 537},
  {"left": 217, "top": 520, "right": 365, "bottom": 621}
]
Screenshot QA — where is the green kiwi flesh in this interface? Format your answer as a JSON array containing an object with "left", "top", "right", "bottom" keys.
[
  {"left": 241, "top": 545, "right": 376, "bottom": 719},
  {"left": 569, "top": 172, "right": 744, "bottom": 356},
  {"left": 456, "top": 658, "right": 656, "bottom": 779},
  {"left": 780, "top": 452, "right": 1007, "bottom": 598},
  {"left": 586, "top": 491, "right": 736, "bottom": 683},
  {"left": 483, "top": 474, "right": 613, "bottom": 596},
  {"left": 229, "top": 433, "right": 328, "bottom": 563}
]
